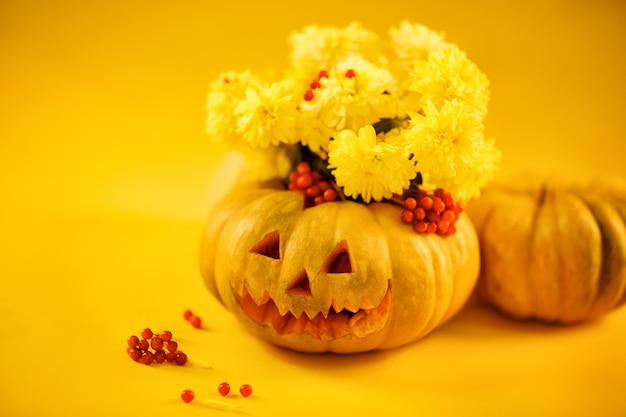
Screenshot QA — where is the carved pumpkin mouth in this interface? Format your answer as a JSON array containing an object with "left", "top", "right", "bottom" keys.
[{"left": 234, "top": 283, "right": 391, "bottom": 340}]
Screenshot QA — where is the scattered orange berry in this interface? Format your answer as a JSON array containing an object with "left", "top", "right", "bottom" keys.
[
  {"left": 218, "top": 382, "right": 231, "bottom": 396},
  {"left": 239, "top": 384, "right": 253, "bottom": 398},
  {"left": 181, "top": 389, "right": 195, "bottom": 403},
  {"left": 189, "top": 315, "right": 202, "bottom": 329}
]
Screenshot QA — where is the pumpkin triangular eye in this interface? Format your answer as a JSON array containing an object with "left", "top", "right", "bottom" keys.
[
  {"left": 287, "top": 269, "right": 312, "bottom": 296},
  {"left": 322, "top": 240, "right": 353, "bottom": 273},
  {"left": 250, "top": 230, "right": 280, "bottom": 259}
]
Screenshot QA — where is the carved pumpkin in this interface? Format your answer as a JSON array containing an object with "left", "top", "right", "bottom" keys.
[
  {"left": 200, "top": 178, "right": 480, "bottom": 353},
  {"left": 466, "top": 176, "right": 626, "bottom": 324}
]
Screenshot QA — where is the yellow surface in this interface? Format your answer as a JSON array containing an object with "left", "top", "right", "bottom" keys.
[{"left": 1, "top": 1, "right": 626, "bottom": 416}]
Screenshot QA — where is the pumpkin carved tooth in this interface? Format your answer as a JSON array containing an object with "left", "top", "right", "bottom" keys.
[
  {"left": 344, "top": 299, "right": 360, "bottom": 313},
  {"left": 303, "top": 308, "right": 318, "bottom": 320},
  {"left": 259, "top": 291, "right": 271, "bottom": 305},
  {"left": 331, "top": 298, "right": 343, "bottom": 314}
]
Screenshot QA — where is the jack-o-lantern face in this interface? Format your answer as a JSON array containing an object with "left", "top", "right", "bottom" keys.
[
  {"left": 237, "top": 232, "right": 391, "bottom": 340},
  {"left": 200, "top": 185, "right": 479, "bottom": 353}
]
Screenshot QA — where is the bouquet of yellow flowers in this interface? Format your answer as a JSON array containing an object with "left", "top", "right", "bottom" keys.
[{"left": 206, "top": 21, "right": 500, "bottom": 217}]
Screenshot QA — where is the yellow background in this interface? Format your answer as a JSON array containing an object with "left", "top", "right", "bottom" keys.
[{"left": 2, "top": 1, "right": 626, "bottom": 416}]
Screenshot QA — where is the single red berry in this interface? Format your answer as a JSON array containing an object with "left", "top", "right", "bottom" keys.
[
  {"left": 181, "top": 389, "right": 195, "bottom": 404},
  {"left": 296, "top": 161, "right": 311, "bottom": 174},
  {"left": 154, "top": 349, "right": 166, "bottom": 363},
  {"left": 141, "top": 328, "right": 153, "bottom": 340},
  {"left": 432, "top": 197, "right": 445, "bottom": 214},
  {"left": 174, "top": 351, "right": 188, "bottom": 366},
  {"left": 218, "top": 382, "right": 231, "bottom": 396},
  {"left": 128, "top": 348, "right": 142, "bottom": 362},
  {"left": 313, "top": 196, "right": 325, "bottom": 206},
  {"left": 413, "top": 207, "right": 426, "bottom": 221},
  {"left": 323, "top": 188, "right": 338, "bottom": 202},
  {"left": 183, "top": 310, "right": 193, "bottom": 320},
  {"left": 296, "top": 174, "right": 313, "bottom": 190},
  {"left": 310, "top": 78, "right": 321, "bottom": 89},
  {"left": 303, "top": 89, "right": 315, "bottom": 101},
  {"left": 427, "top": 211, "right": 440, "bottom": 223},
  {"left": 447, "top": 223, "right": 457, "bottom": 235},
  {"left": 150, "top": 336, "right": 164, "bottom": 350},
  {"left": 419, "top": 196, "right": 433, "bottom": 211},
  {"left": 159, "top": 330, "right": 172, "bottom": 342},
  {"left": 441, "top": 210, "right": 455, "bottom": 222},
  {"left": 189, "top": 315, "right": 202, "bottom": 329},
  {"left": 239, "top": 384, "right": 253, "bottom": 398},
  {"left": 141, "top": 351, "right": 154, "bottom": 365},
  {"left": 165, "top": 352, "right": 176, "bottom": 363},
  {"left": 434, "top": 188, "right": 445, "bottom": 198},
  {"left": 400, "top": 210, "right": 414, "bottom": 224},
  {"left": 443, "top": 194, "right": 455, "bottom": 209},
  {"left": 305, "top": 185, "right": 321, "bottom": 198},
  {"left": 403, "top": 197, "right": 417, "bottom": 211},
  {"left": 437, "top": 220, "right": 450, "bottom": 234},
  {"left": 311, "top": 170, "right": 322, "bottom": 181},
  {"left": 137, "top": 339, "right": 150, "bottom": 351},
  {"left": 426, "top": 222, "right": 438, "bottom": 234},
  {"left": 166, "top": 340, "right": 178, "bottom": 353},
  {"left": 318, "top": 70, "right": 329, "bottom": 79},
  {"left": 414, "top": 221, "right": 428, "bottom": 233},
  {"left": 345, "top": 69, "right": 356, "bottom": 78},
  {"left": 127, "top": 335, "right": 139, "bottom": 349},
  {"left": 317, "top": 180, "right": 330, "bottom": 191}
]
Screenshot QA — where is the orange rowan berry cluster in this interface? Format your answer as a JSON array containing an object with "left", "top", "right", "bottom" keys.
[
  {"left": 400, "top": 188, "right": 463, "bottom": 235},
  {"left": 303, "top": 70, "right": 329, "bottom": 101},
  {"left": 303, "top": 69, "right": 355, "bottom": 102},
  {"left": 126, "top": 328, "right": 187, "bottom": 366},
  {"left": 288, "top": 161, "right": 338, "bottom": 208}
]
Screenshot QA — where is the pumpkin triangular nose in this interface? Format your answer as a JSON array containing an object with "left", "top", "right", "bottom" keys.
[
  {"left": 250, "top": 230, "right": 280, "bottom": 259},
  {"left": 287, "top": 269, "right": 312, "bottom": 296},
  {"left": 322, "top": 240, "right": 352, "bottom": 273}
]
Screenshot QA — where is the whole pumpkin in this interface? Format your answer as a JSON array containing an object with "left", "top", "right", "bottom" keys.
[
  {"left": 466, "top": 176, "right": 626, "bottom": 324},
  {"left": 199, "top": 177, "right": 480, "bottom": 353}
]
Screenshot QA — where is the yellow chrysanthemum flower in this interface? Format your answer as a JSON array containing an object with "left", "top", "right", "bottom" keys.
[
  {"left": 235, "top": 80, "right": 299, "bottom": 148},
  {"left": 315, "top": 56, "right": 398, "bottom": 132},
  {"left": 287, "top": 23, "right": 384, "bottom": 81},
  {"left": 328, "top": 125, "right": 417, "bottom": 203},
  {"left": 295, "top": 103, "right": 337, "bottom": 153},
  {"left": 408, "top": 44, "right": 490, "bottom": 117},
  {"left": 206, "top": 70, "right": 261, "bottom": 145},
  {"left": 405, "top": 99, "right": 498, "bottom": 202},
  {"left": 389, "top": 21, "right": 446, "bottom": 65},
  {"left": 462, "top": 137, "right": 501, "bottom": 200}
]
